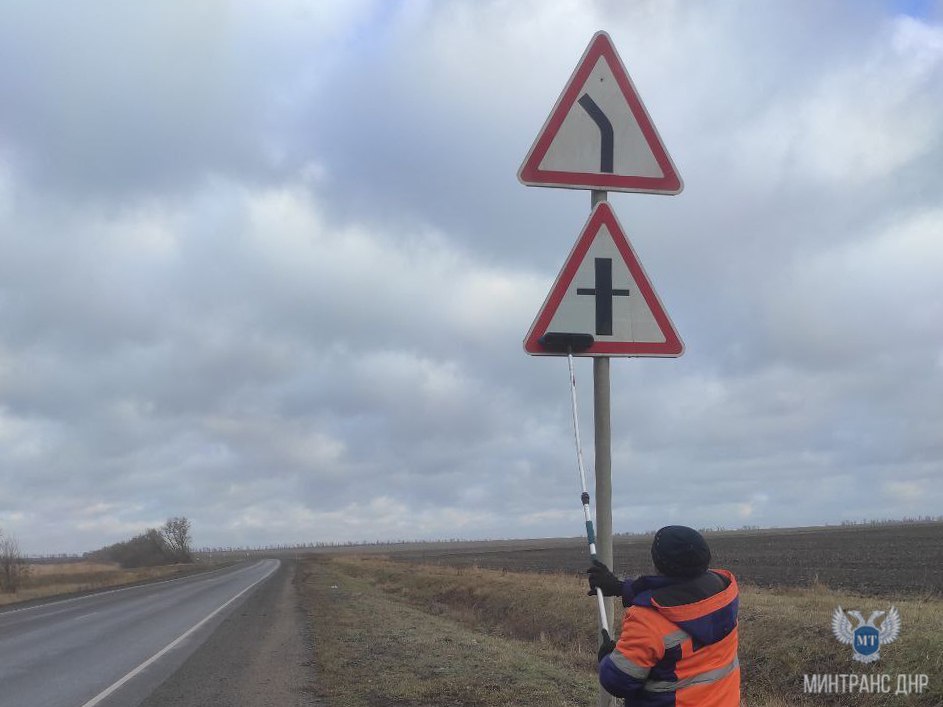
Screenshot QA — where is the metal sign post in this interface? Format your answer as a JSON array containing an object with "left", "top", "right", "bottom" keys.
[
  {"left": 591, "top": 190, "right": 615, "bottom": 707},
  {"left": 593, "top": 356, "right": 614, "bottom": 707}
]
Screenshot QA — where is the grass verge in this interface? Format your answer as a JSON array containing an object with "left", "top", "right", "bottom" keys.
[
  {"left": 298, "top": 556, "right": 595, "bottom": 706},
  {"left": 301, "top": 556, "right": 942, "bottom": 707}
]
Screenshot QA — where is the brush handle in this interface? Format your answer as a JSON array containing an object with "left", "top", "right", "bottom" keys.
[{"left": 595, "top": 586, "right": 608, "bottom": 629}]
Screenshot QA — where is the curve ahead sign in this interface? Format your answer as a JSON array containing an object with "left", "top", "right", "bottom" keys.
[{"left": 518, "top": 31, "right": 682, "bottom": 195}]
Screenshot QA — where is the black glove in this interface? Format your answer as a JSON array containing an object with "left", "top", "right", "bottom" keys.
[
  {"left": 587, "top": 559, "right": 623, "bottom": 597},
  {"left": 597, "top": 629, "right": 617, "bottom": 663}
]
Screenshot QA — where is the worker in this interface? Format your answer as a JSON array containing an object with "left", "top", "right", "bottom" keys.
[{"left": 587, "top": 525, "right": 739, "bottom": 706}]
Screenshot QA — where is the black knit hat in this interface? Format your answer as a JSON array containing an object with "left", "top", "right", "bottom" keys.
[{"left": 651, "top": 526, "right": 711, "bottom": 578}]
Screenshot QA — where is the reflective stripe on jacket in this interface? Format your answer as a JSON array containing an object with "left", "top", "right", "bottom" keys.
[{"left": 599, "top": 569, "right": 740, "bottom": 707}]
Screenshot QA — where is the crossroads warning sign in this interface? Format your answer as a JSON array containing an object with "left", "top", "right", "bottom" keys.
[{"left": 523, "top": 202, "right": 683, "bottom": 357}]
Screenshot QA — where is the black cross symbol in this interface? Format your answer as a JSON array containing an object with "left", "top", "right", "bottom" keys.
[{"left": 576, "top": 258, "right": 630, "bottom": 336}]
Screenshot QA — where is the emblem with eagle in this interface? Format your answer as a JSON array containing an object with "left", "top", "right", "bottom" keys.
[{"left": 832, "top": 606, "right": 901, "bottom": 663}]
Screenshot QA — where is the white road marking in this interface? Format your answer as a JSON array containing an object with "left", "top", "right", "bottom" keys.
[{"left": 79, "top": 560, "right": 279, "bottom": 707}]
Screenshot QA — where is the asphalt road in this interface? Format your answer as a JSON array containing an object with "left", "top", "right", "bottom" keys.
[{"left": 0, "top": 559, "right": 284, "bottom": 707}]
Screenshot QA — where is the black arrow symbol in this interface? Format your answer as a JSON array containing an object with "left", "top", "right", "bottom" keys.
[{"left": 577, "top": 93, "right": 614, "bottom": 173}]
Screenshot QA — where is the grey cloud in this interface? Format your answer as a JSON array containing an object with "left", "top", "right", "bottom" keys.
[{"left": 0, "top": 2, "right": 376, "bottom": 197}]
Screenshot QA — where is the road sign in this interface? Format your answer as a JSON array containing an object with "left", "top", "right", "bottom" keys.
[
  {"left": 523, "top": 202, "right": 683, "bottom": 357},
  {"left": 518, "top": 31, "right": 682, "bottom": 194}
]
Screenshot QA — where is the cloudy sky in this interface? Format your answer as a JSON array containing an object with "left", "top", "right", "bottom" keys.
[{"left": 1, "top": 1, "right": 941, "bottom": 554}]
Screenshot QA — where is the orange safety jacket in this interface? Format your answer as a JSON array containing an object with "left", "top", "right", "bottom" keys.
[{"left": 598, "top": 569, "right": 739, "bottom": 707}]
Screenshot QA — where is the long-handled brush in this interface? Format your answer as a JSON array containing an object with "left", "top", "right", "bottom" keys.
[{"left": 538, "top": 332, "right": 607, "bottom": 631}]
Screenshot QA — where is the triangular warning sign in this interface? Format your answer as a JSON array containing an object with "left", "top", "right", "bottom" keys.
[
  {"left": 518, "top": 31, "right": 682, "bottom": 194},
  {"left": 524, "top": 202, "right": 683, "bottom": 357}
]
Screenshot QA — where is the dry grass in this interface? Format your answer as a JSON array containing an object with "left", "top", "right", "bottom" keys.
[
  {"left": 0, "top": 561, "right": 216, "bottom": 606},
  {"left": 298, "top": 556, "right": 596, "bottom": 706},
  {"left": 738, "top": 582, "right": 943, "bottom": 705},
  {"left": 302, "top": 556, "right": 943, "bottom": 707},
  {"left": 28, "top": 561, "right": 118, "bottom": 577}
]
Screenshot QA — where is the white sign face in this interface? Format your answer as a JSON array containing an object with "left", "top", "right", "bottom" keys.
[
  {"left": 524, "top": 202, "right": 683, "bottom": 357},
  {"left": 545, "top": 224, "right": 663, "bottom": 342},
  {"left": 538, "top": 54, "right": 664, "bottom": 180},
  {"left": 518, "top": 31, "right": 682, "bottom": 194}
]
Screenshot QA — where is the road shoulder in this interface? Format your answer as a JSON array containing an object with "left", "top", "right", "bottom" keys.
[{"left": 140, "top": 559, "right": 320, "bottom": 707}]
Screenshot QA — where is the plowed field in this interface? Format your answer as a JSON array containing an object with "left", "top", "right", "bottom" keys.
[{"left": 384, "top": 522, "right": 943, "bottom": 595}]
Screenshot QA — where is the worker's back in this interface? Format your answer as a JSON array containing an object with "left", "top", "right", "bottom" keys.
[
  {"left": 591, "top": 526, "right": 740, "bottom": 706},
  {"left": 599, "top": 568, "right": 740, "bottom": 706}
]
